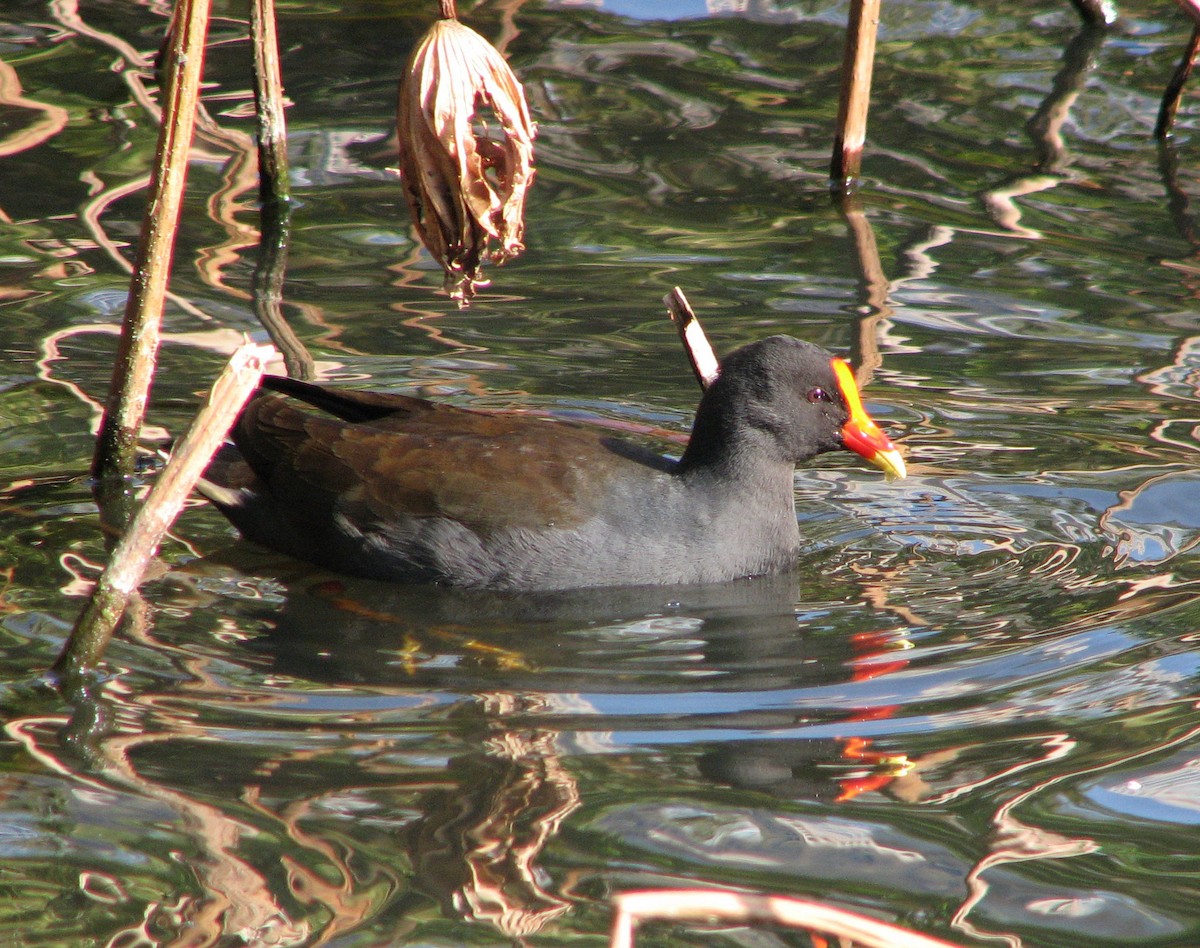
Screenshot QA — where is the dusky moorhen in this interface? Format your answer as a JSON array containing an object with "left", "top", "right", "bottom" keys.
[{"left": 199, "top": 335, "right": 905, "bottom": 589}]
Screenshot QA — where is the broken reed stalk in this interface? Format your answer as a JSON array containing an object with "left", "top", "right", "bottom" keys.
[
  {"left": 663, "top": 287, "right": 719, "bottom": 390},
  {"left": 610, "top": 890, "right": 963, "bottom": 948},
  {"left": 250, "top": 0, "right": 290, "bottom": 205},
  {"left": 830, "top": 0, "right": 881, "bottom": 190},
  {"left": 55, "top": 343, "right": 277, "bottom": 680},
  {"left": 92, "top": 0, "right": 211, "bottom": 483}
]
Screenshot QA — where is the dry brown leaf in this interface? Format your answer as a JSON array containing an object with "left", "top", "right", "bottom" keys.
[{"left": 397, "top": 15, "right": 536, "bottom": 305}]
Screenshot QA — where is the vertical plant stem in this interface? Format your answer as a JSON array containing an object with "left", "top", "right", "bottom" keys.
[
  {"left": 830, "top": 0, "right": 880, "bottom": 190},
  {"left": 248, "top": 0, "right": 302, "bottom": 375},
  {"left": 56, "top": 343, "right": 277, "bottom": 681},
  {"left": 92, "top": 0, "right": 211, "bottom": 483},
  {"left": 1157, "top": 25, "right": 1200, "bottom": 139},
  {"left": 250, "top": 0, "right": 290, "bottom": 205},
  {"left": 1068, "top": 0, "right": 1118, "bottom": 25}
]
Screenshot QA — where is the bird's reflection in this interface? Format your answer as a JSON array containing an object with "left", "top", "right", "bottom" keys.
[
  {"left": 241, "top": 568, "right": 938, "bottom": 934},
  {"left": 259, "top": 571, "right": 813, "bottom": 692},
  {"left": 251, "top": 571, "right": 821, "bottom": 937}
]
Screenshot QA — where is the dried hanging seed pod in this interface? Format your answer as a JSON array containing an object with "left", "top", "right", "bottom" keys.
[{"left": 397, "top": 4, "right": 536, "bottom": 304}]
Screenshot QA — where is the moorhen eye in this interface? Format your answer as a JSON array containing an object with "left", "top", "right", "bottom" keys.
[{"left": 198, "top": 335, "right": 906, "bottom": 590}]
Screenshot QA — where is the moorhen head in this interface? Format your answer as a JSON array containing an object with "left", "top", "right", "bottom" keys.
[{"left": 199, "top": 335, "right": 905, "bottom": 590}]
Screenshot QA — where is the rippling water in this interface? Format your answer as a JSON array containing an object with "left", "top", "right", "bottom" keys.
[{"left": 1, "top": 0, "right": 1200, "bottom": 945}]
